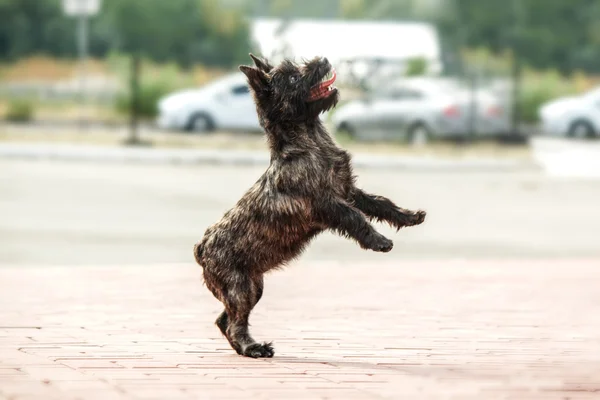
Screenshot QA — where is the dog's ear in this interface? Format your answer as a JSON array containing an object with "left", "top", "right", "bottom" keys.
[
  {"left": 239, "top": 65, "right": 269, "bottom": 92},
  {"left": 249, "top": 53, "right": 273, "bottom": 73}
]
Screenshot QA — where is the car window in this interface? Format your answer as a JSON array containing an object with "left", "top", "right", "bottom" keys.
[
  {"left": 380, "top": 88, "right": 408, "bottom": 100},
  {"left": 231, "top": 85, "right": 250, "bottom": 95},
  {"left": 388, "top": 88, "right": 424, "bottom": 100},
  {"left": 374, "top": 86, "right": 424, "bottom": 100},
  {"left": 403, "top": 89, "right": 424, "bottom": 99}
]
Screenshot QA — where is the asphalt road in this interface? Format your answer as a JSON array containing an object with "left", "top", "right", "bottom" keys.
[{"left": 1, "top": 159, "right": 599, "bottom": 266}]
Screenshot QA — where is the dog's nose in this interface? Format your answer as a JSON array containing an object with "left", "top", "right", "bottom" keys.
[{"left": 322, "top": 57, "right": 329, "bottom": 65}]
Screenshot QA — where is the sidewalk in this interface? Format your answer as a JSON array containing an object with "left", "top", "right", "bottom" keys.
[
  {"left": 1, "top": 260, "right": 599, "bottom": 400},
  {"left": 0, "top": 142, "right": 535, "bottom": 171}
]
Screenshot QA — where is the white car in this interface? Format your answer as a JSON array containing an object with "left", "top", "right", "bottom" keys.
[
  {"left": 157, "top": 73, "right": 261, "bottom": 133},
  {"left": 331, "top": 77, "right": 509, "bottom": 144},
  {"left": 539, "top": 87, "right": 600, "bottom": 138}
]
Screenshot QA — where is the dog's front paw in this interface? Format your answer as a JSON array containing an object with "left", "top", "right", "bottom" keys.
[
  {"left": 406, "top": 210, "right": 426, "bottom": 226},
  {"left": 364, "top": 232, "right": 393, "bottom": 253}
]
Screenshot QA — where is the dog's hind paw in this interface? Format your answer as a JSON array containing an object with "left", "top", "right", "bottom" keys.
[{"left": 243, "top": 342, "right": 275, "bottom": 358}]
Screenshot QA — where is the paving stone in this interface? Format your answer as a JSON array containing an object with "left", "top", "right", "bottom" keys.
[{"left": 0, "top": 260, "right": 599, "bottom": 399}]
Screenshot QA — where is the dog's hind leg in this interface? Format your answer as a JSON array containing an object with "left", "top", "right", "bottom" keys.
[
  {"left": 215, "top": 310, "right": 243, "bottom": 355},
  {"left": 203, "top": 267, "right": 263, "bottom": 356},
  {"left": 221, "top": 273, "right": 273, "bottom": 358},
  {"left": 351, "top": 188, "right": 426, "bottom": 230},
  {"left": 214, "top": 277, "right": 266, "bottom": 355}
]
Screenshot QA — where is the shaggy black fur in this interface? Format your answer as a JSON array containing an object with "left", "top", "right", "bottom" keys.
[{"left": 194, "top": 54, "right": 426, "bottom": 358}]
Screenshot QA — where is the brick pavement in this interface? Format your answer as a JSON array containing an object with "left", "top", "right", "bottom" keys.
[{"left": 1, "top": 260, "right": 600, "bottom": 400}]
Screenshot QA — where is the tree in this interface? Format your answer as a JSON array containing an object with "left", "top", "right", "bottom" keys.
[
  {"left": 0, "top": 0, "right": 76, "bottom": 60},
  {"left": 440, "top": 0, "right": 600, "bottom": 74},
  {"left": 0, "top": 0, "right": 251, "bottom": 68}
]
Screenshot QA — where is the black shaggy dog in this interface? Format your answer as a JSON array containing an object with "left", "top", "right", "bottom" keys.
[{"left": 194, "top": 54, "right": 426, "bottom": 358}]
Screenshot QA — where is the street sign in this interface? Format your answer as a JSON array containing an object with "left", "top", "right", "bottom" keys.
[
  {"left": 63, "top": 0, "right": 102, "bottom": 130},
  {"left": 62, "top": 0, "right": 101, "bottom": 17}
]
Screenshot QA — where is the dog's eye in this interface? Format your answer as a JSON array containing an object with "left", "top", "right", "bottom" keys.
[{"left": 289, "top": 76, "right": 297, "bottom": 84}]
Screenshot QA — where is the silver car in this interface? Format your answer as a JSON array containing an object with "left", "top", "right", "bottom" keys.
[{"left": 331, "top": 77, "right": 510, "bottom": 144}]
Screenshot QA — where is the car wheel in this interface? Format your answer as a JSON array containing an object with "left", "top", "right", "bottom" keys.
[
  {"left": 186, "top": 113, "right": 214, "bottom": 133},
  {"left": 568, "top": 120, "right": 595, "bottom": 139},
  {"left": 408, "top": 124, "right": 431, "bottom": 146}
]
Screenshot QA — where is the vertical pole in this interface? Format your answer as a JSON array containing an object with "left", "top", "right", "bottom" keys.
[
  {"left": 127, "top": 53, "right": 141, "bottom": 145},
  {"left": 78, "top": 12, "right": 88, "bottom": 130},
  {"left": 510, "top": 0, "right": 523, "bottom": 137},
  {"left": 454, "top": 0, "right": 470, "bottom": 147},
  {"left": 468, "top": 69, "right": 477, "bottom": 142},
  {"left": 510, "top": 55, "right": 522, "bottom": 136}
]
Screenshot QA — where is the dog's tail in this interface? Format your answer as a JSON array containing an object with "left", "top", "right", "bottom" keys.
[{"left": 193, "top": 240, "right": 205, "bottom": 267}]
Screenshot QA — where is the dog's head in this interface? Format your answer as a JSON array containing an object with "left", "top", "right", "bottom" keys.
[{"left": 239, "top": 54, "right": 339, "bottom": 123}]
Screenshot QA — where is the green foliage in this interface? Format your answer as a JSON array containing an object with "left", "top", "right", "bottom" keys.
[
  {"left": 5, "top": 98, "right": 34, "bottom": 122},
  {"left": 518, "top": 69, "right": 579, "bottom": 123},
  {"left": 405, "top": 57, "right": 428, "bottom": 77},
  {"left": 339, "top": 0, "right": 366, "bottom": 19},
  {"left": 0, "top": 0, "right": 75, "bottom": 60},
  {"left": 115, "top": 81, "right": 167, "bottom": 119},
  {"left": 251, "top": 0, "right": 600, "bottom": 75},
  {"left": 461, "top": 47, "right": 513, "bottom": 75},
  {"left": 519, "top": 87, "right": 552, "bottom": 124},
  {"left": 442, "top": 0, "right": 600, "bottom": 75},
  {"left": 0, "top": 0, "right": 250, "bottom": 68},
  {"left": 2, "top": 0, "right": 600, "bottom": 76},
  {"left": 256, "top": 0, "right": 342, "bottom": 18},
  {"left": 114, "top": 59, "right": 195, "bottom": 119}
]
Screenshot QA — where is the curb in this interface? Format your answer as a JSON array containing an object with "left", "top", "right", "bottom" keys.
[{"left": 0, "top": 143, "right": 537, "bottom": 171}]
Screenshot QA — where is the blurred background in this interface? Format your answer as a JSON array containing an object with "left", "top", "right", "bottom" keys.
[{"left": 1, "top": 0, "right": 599, "bottom": 266}]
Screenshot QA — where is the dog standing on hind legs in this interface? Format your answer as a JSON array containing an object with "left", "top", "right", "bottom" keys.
[{"left": 193, "top": 54, "right": 426, "bottom": 358}]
